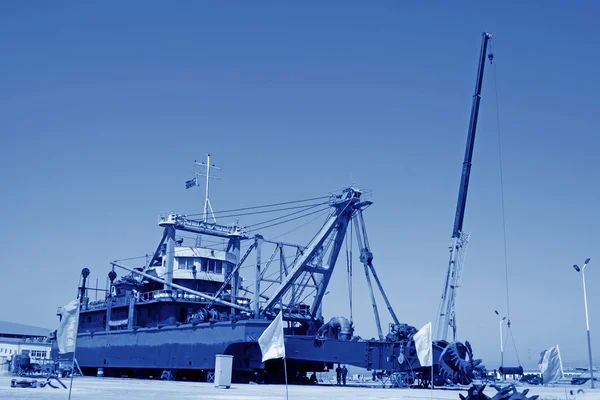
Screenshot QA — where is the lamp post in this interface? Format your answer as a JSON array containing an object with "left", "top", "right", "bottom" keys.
[
  {"left": 495, "top": 310, "right": 507, "bottom": 380},
  {"left": 573, "top": 258, "right": 594, "bottom": 389}
]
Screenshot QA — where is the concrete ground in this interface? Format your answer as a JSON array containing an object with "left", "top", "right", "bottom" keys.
[{"left": 0, "top": 376, "right": 597, "bottom": 400}]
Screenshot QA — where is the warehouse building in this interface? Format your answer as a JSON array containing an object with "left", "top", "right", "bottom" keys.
[{"left": 0, "top": 321, "right": 52, "bottom": 373}]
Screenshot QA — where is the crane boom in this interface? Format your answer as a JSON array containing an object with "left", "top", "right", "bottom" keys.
[
  {"left": 452, "top": 32, "right": 492, "bottom": 238},
  {"left": 436, "top": 32, "right": 493, "bottom": 342}
]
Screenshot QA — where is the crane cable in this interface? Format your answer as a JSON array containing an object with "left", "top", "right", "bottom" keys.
[{"left": 491, "top": 39, "right": 522, "bottom": 367}]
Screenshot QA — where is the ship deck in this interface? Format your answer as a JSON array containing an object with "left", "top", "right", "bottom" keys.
[{"left": 0, "top": 375, "right": 594, "bottom": 399}]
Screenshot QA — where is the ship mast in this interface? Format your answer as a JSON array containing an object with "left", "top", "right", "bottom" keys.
[
  {"left": 195, "top": 153, "right": 220, "bottom": 224},
  {"left": 187, "top": 154, "right": 221, "bottom": 247}
]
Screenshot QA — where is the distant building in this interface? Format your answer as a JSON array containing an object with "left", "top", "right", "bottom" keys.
[{"left": 0, "top": 321, "right": 52, "bottom": 371}]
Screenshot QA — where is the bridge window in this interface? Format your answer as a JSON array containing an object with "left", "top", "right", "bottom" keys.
[
  {"left": 177, "top": 257, "right": 198, "bottom": 270},
  {"left": 190, "top": 257, "right": 223, "bottom": 273}
]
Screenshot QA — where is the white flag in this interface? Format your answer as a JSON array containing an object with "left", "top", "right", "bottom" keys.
[
  {"left": 538, "top": 344, "right": 563, "bottom": 384},
  {"left": 57, "top": 299, "right": 80, "bottom": 354},
  {"left": 258, "top": 311, "right": 285, "bottom": 362},
  {"left": 414, "top": 322, "right": 433, "bottom": 367}
]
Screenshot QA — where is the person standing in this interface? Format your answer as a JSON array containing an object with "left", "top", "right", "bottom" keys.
[
  {"left": 341, "top": 365, "right": 348, "bottom": 385},
  {"left": 335, "top": 364, "right": 341, "bottom": 385}
]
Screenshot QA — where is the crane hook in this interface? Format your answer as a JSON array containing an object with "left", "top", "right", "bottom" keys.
[{"left": 488, "top": 52, "right": 494, "bottom": 64}]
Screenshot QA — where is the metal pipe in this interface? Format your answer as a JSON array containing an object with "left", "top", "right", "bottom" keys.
[
  {"left": 254, "top": 236, "right": 262, "bottom": 317},
  {"left": 500, "top": 318, "right": 505, "bottom": 380},
  {"left": 582, "top": 266, "right": 595, "bottom": 388},
  {"left": 262, "top": 238, "right": 305, "bottom": 250},
  {"left": 110, "top": 262, "right": 251, "bottom": 312},
  {"left": 238, "top": 286, "right": 269, "bottom": 300},
  {"left": 165, "top": 226, "right": 176, "bottom": 290}
]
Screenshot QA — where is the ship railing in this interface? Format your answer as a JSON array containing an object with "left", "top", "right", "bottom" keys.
[
  {"left": 86, "top": 299, "right": 108, "bottom": 310},
  {"left": 140, "top": 289, "right": 209, "bottom": 303}
]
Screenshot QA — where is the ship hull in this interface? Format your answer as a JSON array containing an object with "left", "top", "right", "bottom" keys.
[
  {"left": 74, "top": 319, "right": 444, "bottom": 382},
  {"left": 76, "top": 320, "right": 270, "bottom": 373}
]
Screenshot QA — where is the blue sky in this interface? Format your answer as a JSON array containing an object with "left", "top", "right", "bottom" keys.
[{"left": 1, "top": 1, "right": 599, "bottom": 369}]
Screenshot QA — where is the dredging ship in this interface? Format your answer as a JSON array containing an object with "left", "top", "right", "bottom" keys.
[{"left": 57, "top": 183, "right": 481, "bottom": 385}]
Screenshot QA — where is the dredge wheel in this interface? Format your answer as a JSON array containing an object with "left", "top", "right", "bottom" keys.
[{"left": 438, "top": 341, "right": 482, "bottom": 385}]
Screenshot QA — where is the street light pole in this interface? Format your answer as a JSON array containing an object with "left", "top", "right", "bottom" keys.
[
  {"left": 495, "top": 310, "right": 506, "bottom": 381},
  {"left": 574, "top": 258, "right": 594, "bottom": 389}
]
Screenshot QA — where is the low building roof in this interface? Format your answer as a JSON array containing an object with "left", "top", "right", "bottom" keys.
[{"left": 0, "top": 321, "right": 51, "bottom": 338}]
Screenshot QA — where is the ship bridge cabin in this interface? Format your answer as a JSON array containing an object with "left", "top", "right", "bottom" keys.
[{"left": 171, "top": 246, "right": 236, "bottom": 293}]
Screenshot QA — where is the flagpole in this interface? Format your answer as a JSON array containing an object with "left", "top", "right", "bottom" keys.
[
  {"left": 557, "top": 345, "right": 568, "bottom": 400},
  {"left": 431, "top": 364, "right": 434, "bottom": 391},
  {"left": 67, "top": 350, "right": 77, "bottom": 400},
  {"left": 430, "top": 339, "right": 434, "bottom": 398},
  {"left": 67, "top": 301, "right": 81, "bottom": 400},
  {"left": 429, "top": 331, "right": 433, "bottom": 392},
  {"left": 283, "top": 356, "right": 289, "bottom": 400},
  {"left": 280, "top": 299, "right": 288, "bottom": 400}
]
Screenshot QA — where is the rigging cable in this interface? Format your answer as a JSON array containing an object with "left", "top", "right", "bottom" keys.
[
  {"left": 246, "top": 206, "right": 332, "bottom": 232},
  {"left": 245, "top": 202, "right": 329, "bottom": 229},
  {"left": 268, "top": 208, "right": 334, "bottom": 241},
  {"left": 184, "top": 195, "right": 331, "bottom": 217},
  {"left": 491, "top": 38, "right": 522, "bottom": 366},
  {"left": 186, "top": 202, "right": 329, "bottom": 220}
]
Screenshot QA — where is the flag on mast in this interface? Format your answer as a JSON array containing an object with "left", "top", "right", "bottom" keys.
[
  {"left": 185, "top": 176, "right": 197, "bottom": 189},
  {"left": 538, "top": 344, "right": 564, "bottom": 384},
  {"left": 258, "top": 311, "right": 286, "bottom": 362},
  {"left": 56, "top": 300, "right": 80, "bottom": 354},
  {"left": 414, "top": 322, "right": 433, "bottom": 367}
]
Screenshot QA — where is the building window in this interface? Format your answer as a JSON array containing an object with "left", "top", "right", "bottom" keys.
[
  {"left": 29, "top": 350, "right": 48, "bottom": 358},
  {"left": 215, "top": 260, "right": 222, "bottom": 274},
  {"left": 201, "top": 258, "right": 208, "bottom": 272}
]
